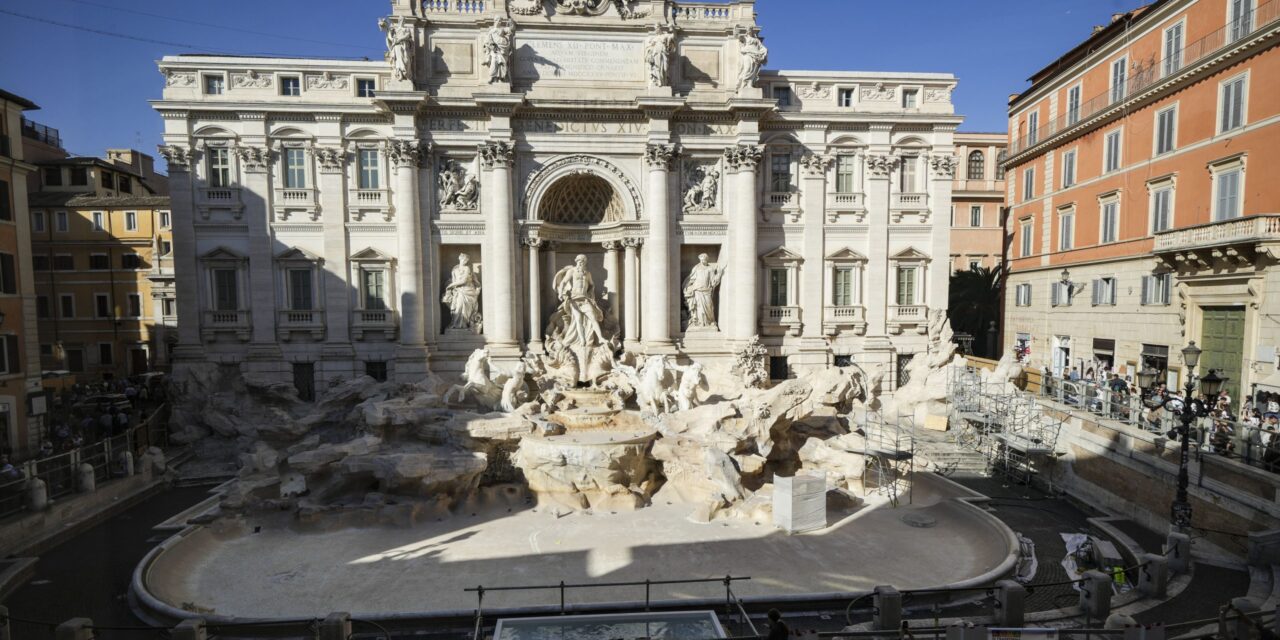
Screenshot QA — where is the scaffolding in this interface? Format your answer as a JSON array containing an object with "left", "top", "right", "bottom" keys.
[
  {"left": 946, "top": 366, "right": 1065, "bottom": 486},
  {"left": 857, "top": 409, "right": 915, "bottom": 507}
]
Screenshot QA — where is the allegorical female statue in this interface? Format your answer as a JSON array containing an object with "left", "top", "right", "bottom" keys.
[
  {"left": 443, "top": 253, "right": 482, "bottom": 332},
  {"left": 644, "top": 25, "right": 676, "bottom": 87},
  {"left": 736, "top": 30, "right": 768, "bottom": 91},
  {"left": 383, "top": 17, "right": 415, "bottom": 82},
  {"left": 482, "top": 18, "right": 514, "bottom": 84},
  {"left": 682, "top": 253, "right": 723, "bottom": 328}
]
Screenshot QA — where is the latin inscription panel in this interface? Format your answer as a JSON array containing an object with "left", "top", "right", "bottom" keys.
[{"left": 514, "top": 38, "right": 643, "bottom": 82}]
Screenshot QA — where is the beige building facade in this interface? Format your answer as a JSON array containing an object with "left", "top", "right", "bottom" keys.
[{"left": 949, "top": 132, "right": 1006, "bottom": 272}]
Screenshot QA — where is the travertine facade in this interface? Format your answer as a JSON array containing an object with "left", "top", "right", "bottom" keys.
[{"left": 152, "top": 0, "right": 960, "bottom": 391}]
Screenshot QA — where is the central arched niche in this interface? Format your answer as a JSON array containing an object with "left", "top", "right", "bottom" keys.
[{"left": 538, "top": 173, "right": 624, "bottom": 225}]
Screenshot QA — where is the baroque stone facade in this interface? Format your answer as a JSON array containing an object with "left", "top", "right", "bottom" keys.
[{"left": 153, "top": 0, "right": 959, "bottom": 387}]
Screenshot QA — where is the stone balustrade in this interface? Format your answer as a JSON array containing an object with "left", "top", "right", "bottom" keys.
[
  {"left": 277, "top": 309, "right": 325, "bottom": 341},
  {"left": 351, "top": 308, "right": 397, "bottom": 341},
  {"left": 1153, "top": 214, "right": 1280, "bottom": 253},
  {"left": 201, "top": 309, "right": 250, "bottom": 341}
]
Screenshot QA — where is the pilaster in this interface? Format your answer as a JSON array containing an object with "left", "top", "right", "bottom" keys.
[
  {"left": 316, "top": 134, "right": 350, "bottom": 351},
  {"left": 795, "top": 151, "right": 834, "bottom": 372},
  {"left": 236, "top": 124, "right": 282, "bottom": 363},
  {"left": 863, "top": 139, "right": 897, "bottom": 339},
  {"left": 156, "top": 144, "right": 206, "bottom": 363}
]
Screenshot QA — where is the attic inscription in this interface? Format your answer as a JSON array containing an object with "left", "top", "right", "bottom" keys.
[{"left": 515, "top": 39, "right": 643, "bottom": 81}]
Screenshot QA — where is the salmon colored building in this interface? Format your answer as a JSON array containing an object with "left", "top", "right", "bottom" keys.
[
  {"left": 1003, "top": 0, "right": 1280, "bottom": 400},
  {"left": 950, "top": 132, "right": 1006, "bottom": 272}
]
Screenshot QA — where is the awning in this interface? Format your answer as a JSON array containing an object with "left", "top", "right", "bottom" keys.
[
  {"left": 1093, "top": 338, "right": 1115, "bottom": 353},
  {"left": 1255, "top": 371, "right": 1280, "bottom": 393},
  {"left": 1142, "top": 344, "right": 1169, "bottom": 358}
]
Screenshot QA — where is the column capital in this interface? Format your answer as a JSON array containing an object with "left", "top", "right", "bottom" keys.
[
  {"left": 621, "top": 236, "right": 644, "bottom": 249},
  {"left": 387, "top": 139, "right": 429, "bottom": 169},
  {"left": 644, "top": 143, "right": 676, "bottom": 169},
  {"left": 723, "top": 144, "right": 764, "bottom": 171},
  {"left": 235, "top": 145, "right": 274, "bottom": 173},
  {"left": 800, "top": 153, "right": 834, "bottom": 178},
  {"left": 601, "top": 240, "right": 620, "bottom": 251},
  {"left": 929, "top": 154, "right": 958, "bottom": 179},
  {"left": 522, "top": 237, "right": 544, "bottom": 250},
  {"left": 156, "top": 145, "right": 193, "bottom": 171},
  {"left": 479, "top": 140, "right": 515, "bottom": 168},
  {"left": 315, "top": 146, "right": 348, "bottom": 173},
  {"left": 865, "top": 153, "right": 899, "bottom": 178}
]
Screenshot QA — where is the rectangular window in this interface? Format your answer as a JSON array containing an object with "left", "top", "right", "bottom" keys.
[
  {"left": 118, "top": 177, "right": 132, "bottom": 194},
  {"left": 902, "top": 89, "right": 918, "bottom": 108},
  {"left": 833, "top": 267, "right": 854, "bottom": 306},
  {"left": 768, "top": 268, "right": 788, "bottom": 307},
  {"left": 1062, "top": 149, "right": 1076, "bottom": 188},
  {"left": 1059, "top": 211, "right": 1074, "bottom": 251},
  {"left": 1220, "top": 75, "right": 1246, "bottom": 133},
  {"left": 362, "top": 269, "right": 386, "bottom": 310},
  {"left": 968, "top": 206, "right": 981, "bottom": 228},
  {"left": 122, "top": 253, "right": 142, "bottom": 269},
  {"left": 968, "top": 259, "right": 982, "bottom": 271},
  {"left": 770, "top": 154, "right": 792, "bottom": 192},
  {"left": 32, "top": 211, "right": 45, "bottom": 233},
  {"left": 55, "top": 210, "right": 68, "bottom": 232},
  {"left": 160, "top": 240, "right": 172, "bottom": 255},
  {"left": 0, "top": 253, "right": 15, "bottom": 294},
  {"left": 1067, "top": 85, "right": 1081, "bottom": 125},
  {"left": 1111, "top": 57, "right": 1128, "bottom": 103},
  {"left": 37, "top": 296, "right": 50, "bottom": 319},
  {"left": 838, "top": 88, "right": 854, "bottom": 107},
  {"left": 69, "top": 167, "right": 87, "bottom": 186},
  {"left": 1215, "top": 167, "right": 1243, "bottom": 221},
  {"left": 773, "top": 86, "right": 791, "bottom": 106},
  {"left": 1155, "top": 107, "right": 1177, "bottom": 155},
  {"left": 101, "top": 171, "right": 113, "bottom": 189},
  {"left": 900, "top": 156, "right": 918, "bottom": 192},
  {"left": 124, "top": 210, "right": 137, "bottom": 231},
  {"left": 1104, "top": 130, "right": 1122, "bottom": 173},
  {"left": 213, "top": 268, "right": 239, "bottom": 311},
  {"left": 92, "top": 211, "right": 105, "bottom": 231},
  {"left": 284, "top": 148, "right": 307, "bottom": 189},
  {"left": 1231, "top": 0, "right": 1254, "bottom": 41},
  {"left": 1101, "top": 200, "right": 1119, "bottom": 244},
  {"left": 357, "top": 78, "right": 376, "bottom": 98},
  {"left": 162, "top": 298, "right": 176, "bottom": 316},
  {"left": 895, "top": 267, "right": 917, "bottom": 306},
  {"left": 358, "top": 149, "right": 380, "bottom": 190},
  {"left": 159, "top": 211, "right": 171, "bottom": 228},
  {"left": 95, "top": 293, "right": 111, "bottom": 319},
  {"left": 44, "top": 167, "right": 62, "bottom": 187},
  {"left": 208, "top": 147, "right": 231, "bottom": 188},
  {"left": 835, "top": 155, "right": 856, "bottom": 193},
  {"left": 1092, "top": 277, "right": 1117, "bottom": 306},
  {"left": 98, "top": 343, "right": 113, "bottom": 366},
  {"left": 288, "top": 268, "right": 314, "bottom": 310},
  {"left": 32, "top": 255, "right": 48, "bottom": 271},
  {"left": 204, "top": 74, "right": 224, "bottom": 95},
  {"left": 1164, "top": 22, "right": 1184, "bottom": 76},
  {"left": 1020, "top": 220, "right": 1033, "bottom": 257},
  {"left": 1151, "top": 185, "right": 1173, "bottom": 233},
  {"left": 0, "top": 335, "right": 20, "bottom": 375},
  {"left": 1141, "top": 273, "right": 1173, "bottom": 305},
  {"left": 127, "top": 293, "right": 141, "bottom": 318},
  {"left": 89, "top": 254, "right": 109, "bottom": 270},
  {"left": 59, "top": 294, "right": 74, "bottom": 318},
  {"left": 0, "top": 180, "right": 8, "bottom": 221},
  {"left": 1015, "top": 283, "right": 1032, "bottom": 307},
  {"left": 1022, "top": 167, "right": 1035, "bottom": 201},
  {"left": 53, "top": 254, "right": 73, "bottom": 271},
  {"left": 365, "top": 361, "right": 388, "bottom": 382},
  {"left": 281, "top": 76, "right": 301, "bottom": 96},
  {"left": 1027, "top": 112, "right": 1039, "bottom": 145},
  {"left": 66, "top": 349, "right": 83, "bottom": 373}
]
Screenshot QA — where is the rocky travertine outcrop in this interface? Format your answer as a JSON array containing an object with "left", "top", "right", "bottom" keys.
[{"left": 514, "top": 436, "right": 659, "bottom": 511}]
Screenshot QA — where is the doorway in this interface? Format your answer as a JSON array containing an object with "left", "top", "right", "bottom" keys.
[
  {"left": 293, "top": 362, "right": 315, "bottom": 402},
  {"left": 1201, "top": 306, "right": 1245, "bottom": 399},
  {"left": 130, "top": 348, "right": 149, "bottom": 375}
]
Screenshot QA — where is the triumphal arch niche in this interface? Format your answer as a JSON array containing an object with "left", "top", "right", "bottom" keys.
[{"left": 155, "top": 0, "right": 959, "bottom": 385}]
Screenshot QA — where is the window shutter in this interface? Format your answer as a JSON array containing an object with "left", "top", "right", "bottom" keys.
[
  {"left": 5, "top": 335, "right": 18, "bottom": 375},
  {"left": 1108, "top": 279, "right": 1117, "bottom": 305},
  {"left": 1140, "top": 275, "right": 1151, "bottom": 305},
  {"left": 1051, "top": 283, "right": 1060, "bottom": 307},
  {"left": 1091, "top": 279, "right": 1101, "bottom": 306},
  {"left": 1161, "top": 274, "right": 1172, "bottom": 305}
]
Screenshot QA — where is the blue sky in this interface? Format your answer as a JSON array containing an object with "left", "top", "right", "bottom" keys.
[{"left": 0, "top": 0, "right": 1140, "bottom": 168}]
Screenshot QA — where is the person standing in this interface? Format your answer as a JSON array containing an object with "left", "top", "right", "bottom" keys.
[{"left": 766, "top": 609, "right": 789, "bottom": 640}]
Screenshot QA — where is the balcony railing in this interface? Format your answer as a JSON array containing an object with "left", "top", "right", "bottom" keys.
[
  {"left": 198, "top": 186, "right": 242, "bottom": 209},
  {"left": 275, "top": 187, "right": 316, "bottom": 204},
  {"left": 21, "top": 117, "right": 61, "bottom": 148},
  {"left": 826, "top": 192, "right": 866, "bottom": 209},
  {"left": 351, "top": 308, "right": 397, "bottom": 340},
  {"left": 892, "top": 193, "right": 928, "bottom": 209},
  {"left": 766, "top": 191, "right": 796, "bottom": 208},
  {"left": 822, "top": 305, "right": 867, "bottom": 336},
  {"left": 351, "top": 188, "right": 390, "bottom": 207},
  {"left": 202, "top": 309, "right": 250, "bottom": 342},
  {"left": 1010, "top": 0, "right": 1280, "bottom": 156},
  {"left": 760, "top": 305, "right": 802, "bottom": 336},
  {"left": 422, "top": 0, "right": 486, "bottom": 13},
  {"left": 955, "top": 179, "right": 1001, "bottom": 192},
  {"left": 890, "top": 304, "right": 926, "bottom": 321},
  {"left": 278, "top": 309, "right": 324, "bottom": 341},
  {"left": 672, "top": 2, "right": 741, "bottom": 22},
  {"left": 1153, "top": 214, "right": 1280, "bottom": 253}
]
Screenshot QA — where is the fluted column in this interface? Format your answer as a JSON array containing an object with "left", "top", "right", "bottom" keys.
[
  {"left": 388, "top": 139, "right": 427, "bottom": 347},
  {"left": 622, "top": 237, "right": 642, "bottom": 348},
  {"left": 725, "top": 144, "right": 763, "bottom": 341},
  {"left": 524, "top": 237, "right": 543, "bottom": 351},
  {"left": 480, "top": 141, "right": 517, "bottom": 346},
  {"left": 643, "top": 143, "right": 675, "bottom": 348}
]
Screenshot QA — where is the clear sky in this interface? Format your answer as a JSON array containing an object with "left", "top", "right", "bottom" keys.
[{"left": 0, "top": 0, "right": 1141, "bottom": 169}]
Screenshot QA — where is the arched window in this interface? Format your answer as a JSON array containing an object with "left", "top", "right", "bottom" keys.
[
  {"left": 966, "top": 151, "right": 985, "bottom": 180},
  {"left": 995, "top": 150, "right": 1008, "bottom": 179}
]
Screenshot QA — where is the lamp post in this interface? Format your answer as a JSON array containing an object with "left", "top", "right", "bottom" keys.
[
  {"left": 1136, "top": 364, "right": 1160, "bottom": 405},
  {"left": 1166, "top": 341, "right": 1228, "bottom": 531}
]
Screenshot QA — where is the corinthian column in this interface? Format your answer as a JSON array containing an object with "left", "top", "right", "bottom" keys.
[
  {"left": 644, "top": 143, "right": 675, "bottom": 349},
  {"left": 156, "top": 145, "right": 204, "bottom": 361},
  {"left": 388, "top": 139, "right": 427, "bottom": 349},
  {"left": 622, "top": 237, "right": 642, "bottom": 349},
  {"left": 602, "top": 240, "right": 621, "bottom": 324},
  {"left": 480, "top": 141, "right": 517, "bottom": 347},
  {"left": 524, "top": 237, "right": 543, "bottom": 351},
  {"left": 725, "top": 144, "right": 763, "bottom": 341}
]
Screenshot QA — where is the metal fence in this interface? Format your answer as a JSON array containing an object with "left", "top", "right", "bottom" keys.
[{"left": 0, "top": 405, "right": 167, "bottom": 520}]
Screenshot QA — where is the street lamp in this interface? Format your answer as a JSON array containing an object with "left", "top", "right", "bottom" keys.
[{"left": 1166, "top": 339, "right": 1229, "bottom": 532}]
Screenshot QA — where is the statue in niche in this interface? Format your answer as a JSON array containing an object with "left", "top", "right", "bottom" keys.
[
  {"left": 482, "top": 18, "right": 514, "bottom": 84},
  {"left": 644, "top": 25, "right": 676, "bottom": 87},
  {"left": 442, "top": 253, "right": 482, "bottom": 333},
  {"left": 439, "top": 160, "right": 479, "bottom": 210},
  {"left": 682, "top": 165, "right": 719, "bottom": 213},
  {"left": 683, "top": 253, "right": 723, "bottom": 329},
  {"left": 381, "top": 17, "right": 415, "bottom": 82},
  {"left": 545, "top": 254, "right": 617, "bottom": 384},
  {"left": 735, "top": 30, "right": 768, "bottom": 91}
]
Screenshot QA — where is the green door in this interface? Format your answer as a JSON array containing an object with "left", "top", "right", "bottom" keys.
[{"left": 1200, "top": 306, "right": 1245, "bottom": 399}]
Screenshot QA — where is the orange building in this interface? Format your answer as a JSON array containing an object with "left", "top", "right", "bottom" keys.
[
  {"left": 950, "top": 132, "right": 1007, "bottom": 272},
  {"left": 1003, "top": 0, "right": 1280, "bottom": 400}
]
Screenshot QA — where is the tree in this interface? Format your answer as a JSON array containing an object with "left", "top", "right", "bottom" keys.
[{"left": 948, "top": 265, "right": 1002, "bottom": 358}]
